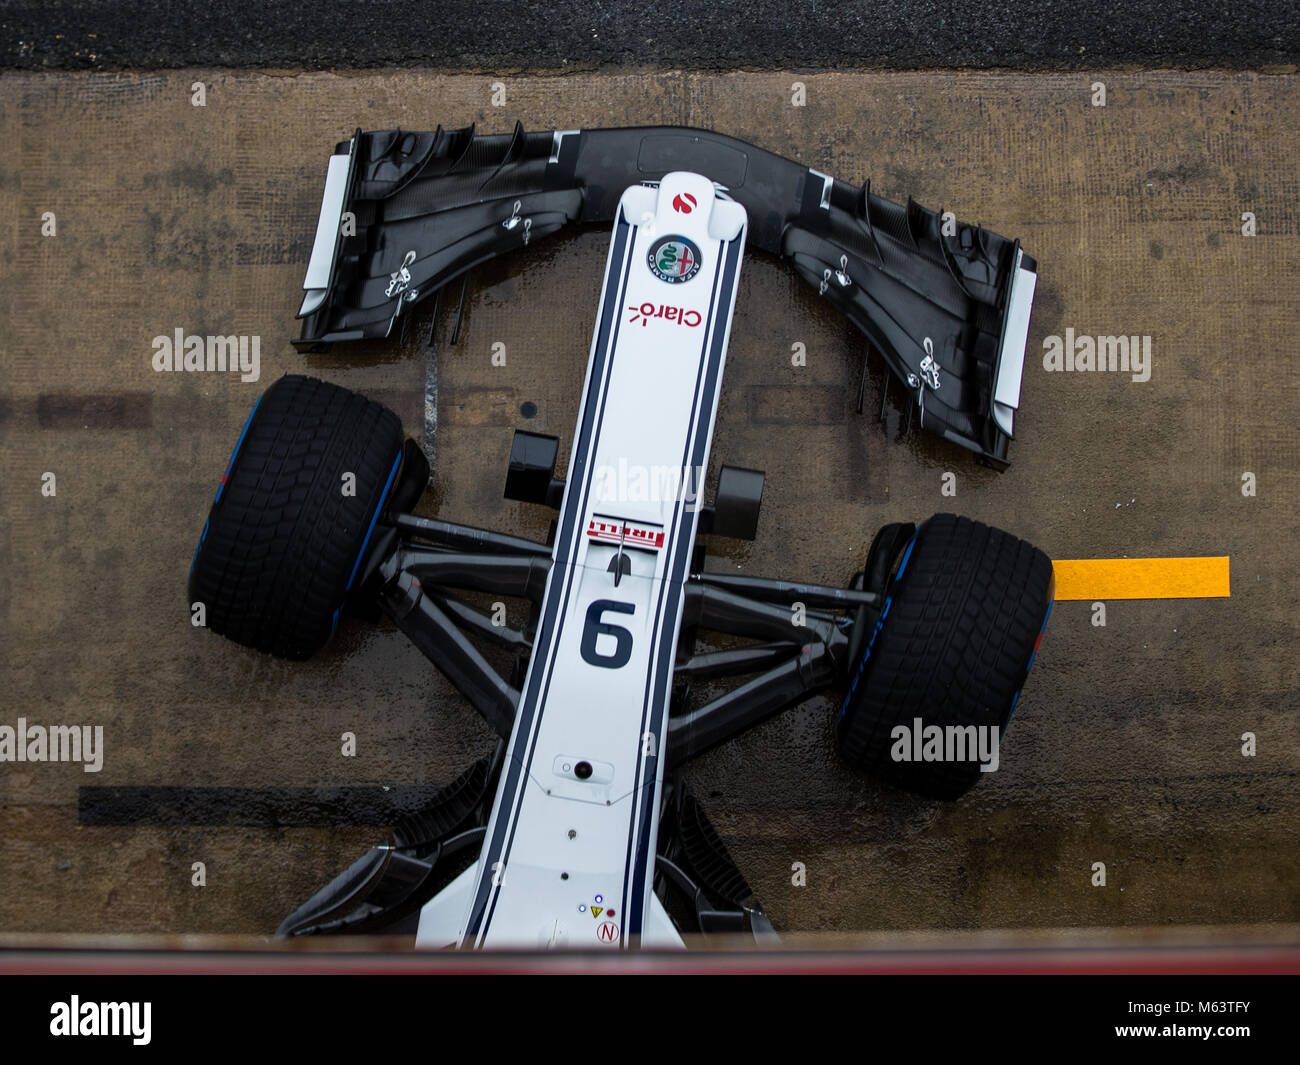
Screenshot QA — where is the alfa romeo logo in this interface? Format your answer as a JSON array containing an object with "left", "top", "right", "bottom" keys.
[{"left": 647, "top": 235, "right": 702, "bottom": 284}]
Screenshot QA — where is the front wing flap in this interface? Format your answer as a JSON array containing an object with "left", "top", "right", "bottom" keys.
[{"left": 294, "top": 124, "right": 1037, "bottom": 467}]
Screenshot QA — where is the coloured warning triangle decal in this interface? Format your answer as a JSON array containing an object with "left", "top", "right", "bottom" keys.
[{"left": 591, "top": 906, "right": 603, "bottom": 918}]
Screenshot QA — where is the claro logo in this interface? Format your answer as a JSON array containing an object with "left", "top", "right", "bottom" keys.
[{"left": 627, "top": 302, "right": 702, "bottom": 328}]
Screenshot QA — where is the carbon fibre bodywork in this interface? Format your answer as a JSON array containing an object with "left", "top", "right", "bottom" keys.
[{"left": 294, "top": 124, "right": 1037, "bottom": 467}]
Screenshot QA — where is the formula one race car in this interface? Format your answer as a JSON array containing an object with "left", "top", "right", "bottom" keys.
[{"left": 188, "top": 127, "right": 1053, "bottom": 948}]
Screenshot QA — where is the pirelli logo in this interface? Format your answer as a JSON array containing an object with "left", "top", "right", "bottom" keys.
[{"left": 586, "top": 515, "right": 665, "bottom": 552}]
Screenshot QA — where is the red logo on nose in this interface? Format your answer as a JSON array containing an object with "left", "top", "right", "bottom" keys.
[
  {"left": 672, "top": 192, "right": 697, "bottom": 214},
  {"left": 596, "top": 921, "right": 620, "bottom": 943}
]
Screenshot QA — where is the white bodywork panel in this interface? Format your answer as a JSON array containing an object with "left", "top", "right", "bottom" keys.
[
  {"left": 992, "top": 246, "right": 1036, "bottom": 437},
  {"left": 414, "top": 173, "right": 747, "bottom": 949},
  {"left": 414, "top": 862, "right": 479, "bottom": 950},
  {"left": 299, "top": 149, "right": 353, "bottom": 318}
]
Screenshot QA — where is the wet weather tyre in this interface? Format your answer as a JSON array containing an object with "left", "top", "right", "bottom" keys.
[
  {"left": 836, "top": 513, "right": 1054, "bottom": 800},
  {"left": 188, "top": 374, "right": 405, "bottom": 660}
]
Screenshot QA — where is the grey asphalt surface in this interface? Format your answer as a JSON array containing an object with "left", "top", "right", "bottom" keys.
[{"left": 1, "top": 1, "right": 1297, "bottom": 71}]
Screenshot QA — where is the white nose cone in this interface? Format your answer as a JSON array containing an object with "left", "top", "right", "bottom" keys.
[{"left": 622, "top": 171, "right": 747, "bottom": 243}]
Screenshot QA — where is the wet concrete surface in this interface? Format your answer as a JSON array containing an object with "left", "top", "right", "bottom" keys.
[{"left": 0, "top": 70, "right": 1297, "bottom": 937}]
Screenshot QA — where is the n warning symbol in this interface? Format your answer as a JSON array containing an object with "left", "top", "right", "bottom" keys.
[{"left": 596, "top": 921, "right": 620, "bottom": 944}]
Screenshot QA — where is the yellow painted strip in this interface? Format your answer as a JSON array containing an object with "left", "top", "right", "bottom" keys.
[{"left": 1051, "top": 557, "right": 1230, "bottom": 601}]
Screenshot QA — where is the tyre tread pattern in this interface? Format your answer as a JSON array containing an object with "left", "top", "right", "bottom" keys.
[
  {"left": 837, "top": 513, "right": 1053, "bottom": 799},
  {"left": 189, "top": 374, "right": 403, "bottom": 660}
]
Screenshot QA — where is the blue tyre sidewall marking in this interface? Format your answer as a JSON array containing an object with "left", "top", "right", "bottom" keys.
[
  {"left": 190, "top": 390, "right": 266, "bottom": 575},
  {"left": 837, "top": 527, "right": 921, "bottom": 726},
  {"left": 330, "top": 449, "right": 404, "bottom": 641},
  {"left": 1003, "top": 588, "right": 1055, "bottom": 733}
]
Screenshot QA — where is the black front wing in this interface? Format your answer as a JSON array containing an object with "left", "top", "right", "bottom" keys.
[{"left": 294, "top": 124, "right": 1038, "bottom": 467}]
